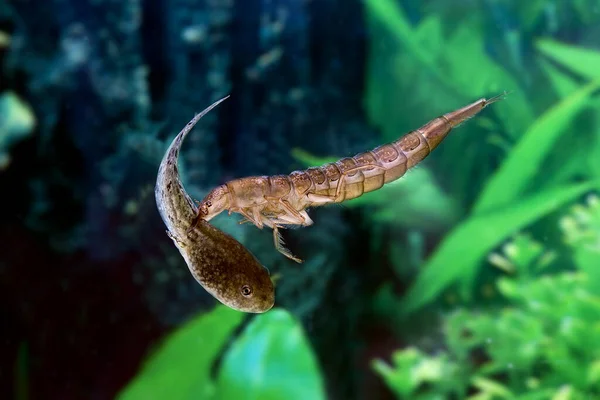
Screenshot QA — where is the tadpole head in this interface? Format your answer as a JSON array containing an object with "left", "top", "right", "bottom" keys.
[
  {"left": 219, "top": 268, "right": 275, "bottom": 313},
  {"left": 184, "top": 218, "right": 275, "bottom": 313}
]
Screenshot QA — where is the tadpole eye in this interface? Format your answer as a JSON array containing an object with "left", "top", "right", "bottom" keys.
[
  {"left": 241, "top": 285, "right": 253, "bottom": 297},
  {"left": 206, "top": 200, "right": 212, "bottom": 207}
]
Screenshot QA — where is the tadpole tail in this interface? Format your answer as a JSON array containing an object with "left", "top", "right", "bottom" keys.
[{"left": 155, "top": 96, "right": 230, "bottom": 238}]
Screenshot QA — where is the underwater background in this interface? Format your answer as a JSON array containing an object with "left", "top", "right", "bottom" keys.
[{"left": 2, "top": 0, "right": 600, "bottom": 399}]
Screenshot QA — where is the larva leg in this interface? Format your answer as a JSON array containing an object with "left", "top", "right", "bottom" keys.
[
  {"left": 259, "top": 215, "right": 276, "bottom": 228},
  {"left": 239, "top": 212, "right": 294, "bottom": 229},
  {"left": 254, "top": 204, "right": 304, "bottom": 262},
  {"left": 264, "top": 197, "right": 306, "bottom": 221},
  {"left": 268, "top": 214, "right": 306, "bottom": 226},
  {"left": 238, "top": 218, "right": 251, "bottom": 225},
  {"left": 307, "top": 193, "right": 336, "bottom": 203},
  {"left": 269, "top": 215, "right": 297, "bottom": 225},
  {"left": 235, "top": 210, "right": 302, "bottom": 262},
  {"left": 236, "top": 207, "right": 264, "bottom": 229},
  {"left": 273, "top": 226, "right": 303, "bottom": 263},
  {"left": 299, "top": 210, "right": 313, "bottom": 226},
  {"left": 252, "top": 207, "right": 264, "bottom": 228},
  {"left": 242, "top": 213, "right": 287, "bottom": 228}
]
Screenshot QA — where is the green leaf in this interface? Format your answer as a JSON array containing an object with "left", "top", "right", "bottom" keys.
[
  {"left": 290, "top": 148, "right": 337, "bottom": 168},
  {"left": 574, "top": 248, "right": 600, "bottom": 294},
  {"left": 471, "top": 376, "right": 514, "bottom": 399},
  {"left": 516, "top": 1, "right": 550, "bottom": 30},
  {"left": 117, "top": 306, "right": 244, "bottom": 400},
  {"left": 216, "top": 309, "right": 325, "bottom": 400},
  {"left": 373, "top": 348, "right": 462, "bottom": 398},
  {"left": 442, "top": 24, "right": 516, "bottom": 99},
  {"left": 560, "top": 193, "right": 600, "bottom": 292},
  {"left": 588, "top": 131, "right": 600, "bottom": 178},
  {"left": 537, "top": 39, "right": 600, "bottom": 80},
  {"left": 539, "top": 59, "right": 581, "bottom": 98},
  {"left": 365, "top": 0, "right": 439, "bottom": 76},
  {"left": 365, "top": 0, "right": 532, "bottom": 137},
  {"left": 473, "top": 81, "right": 600, "bottom": 214},
  {"left": 400, "top": 181, "right": 596, "bottom": 314},
  {"left": 413, "top": 16, "right": 443, "bottom": 54},
  {"left": 372, "top": 348, "right": 423, "bottom": 397}
]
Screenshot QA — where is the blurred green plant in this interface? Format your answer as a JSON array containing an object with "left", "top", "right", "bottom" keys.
[
  {"left": 560, "top": 194, "right": 600, "bottom": 294},
  {"left": 362, "top": 0, "right": 600, "bottom": 313},
  {"left": 486, "top": 233, "right": 556, "bottom": 279},
  {"left": 118, "top": 306, "right": 325, "bottom": 400},
  {"left": 400, "top": 180, "right": 595, "bottom": 312},
  {"left": 363, "top": 9, "right": 600, "bottom": 392},
  {"left": 364, "top": 0, "right": 533, "bottom": 137},
  {"left": 376, "top": 271, "right": 600, "bottom": 399},
  {"left": 0, "top": 91, "right": 36, "bottom": 170},
  {"left": 373, "top": 347, "right": 463, "bottom": 399},
  {"left": 374, "top": 195, "right": 600, "bottom": 398}
]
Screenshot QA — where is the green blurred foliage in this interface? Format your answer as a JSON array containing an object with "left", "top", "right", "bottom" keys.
[
  {"left": 472, "top": 82, "right": 600, "bottom": 214},
  {"left": 363, "top": 2, "right": 600, "bottom": 398},
  {"left": 560, "top": 195, "right": 600, "bottom": 293},
  {"left": 487, "top": 233, "right": 556, "bottom": 278},
  {"left": 400, "top": 181, "right": 594, "bottom": 312},
  {"left": 376, "top": 273, "right": 600, "bottom": 399},
  {"left": 0, "top": 91, "right": 36, "bottom": 169},
  {"left": 374, "top": 194, "right": 600, "bottom": 399},
  {"left": 118, "top": 306, "right": 243, "bottom": 400},
  {"left": 362, "top": 0, "right": 600, "bottom": 313},
  {"left": 215, "top": 310, "right": 325, "bottom": 399},
  {"left": 118, "top": 307, "right": 325, "bottom": 400}
]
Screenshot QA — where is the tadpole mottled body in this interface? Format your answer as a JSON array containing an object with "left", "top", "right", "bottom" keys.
[{"left": 155, "top": 97, "right": 274, "bottom": 313}]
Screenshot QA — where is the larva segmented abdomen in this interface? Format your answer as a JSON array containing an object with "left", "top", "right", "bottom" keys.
[
  {"left": 332, "top": 129, "right": 432, "bottom": 202},
  {"left": 342, "top": 117, "right": 452, "bottom": 200},
  {"left": 288, "top": 130, "right": 433, "bottom": 203},
  {"left": 290, "top": 96, "right": 503, "bottom": 206}
]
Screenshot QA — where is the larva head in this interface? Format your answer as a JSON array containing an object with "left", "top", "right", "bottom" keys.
[{"left": 199, "top": 185, "right": 230, "bottom": 221}]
